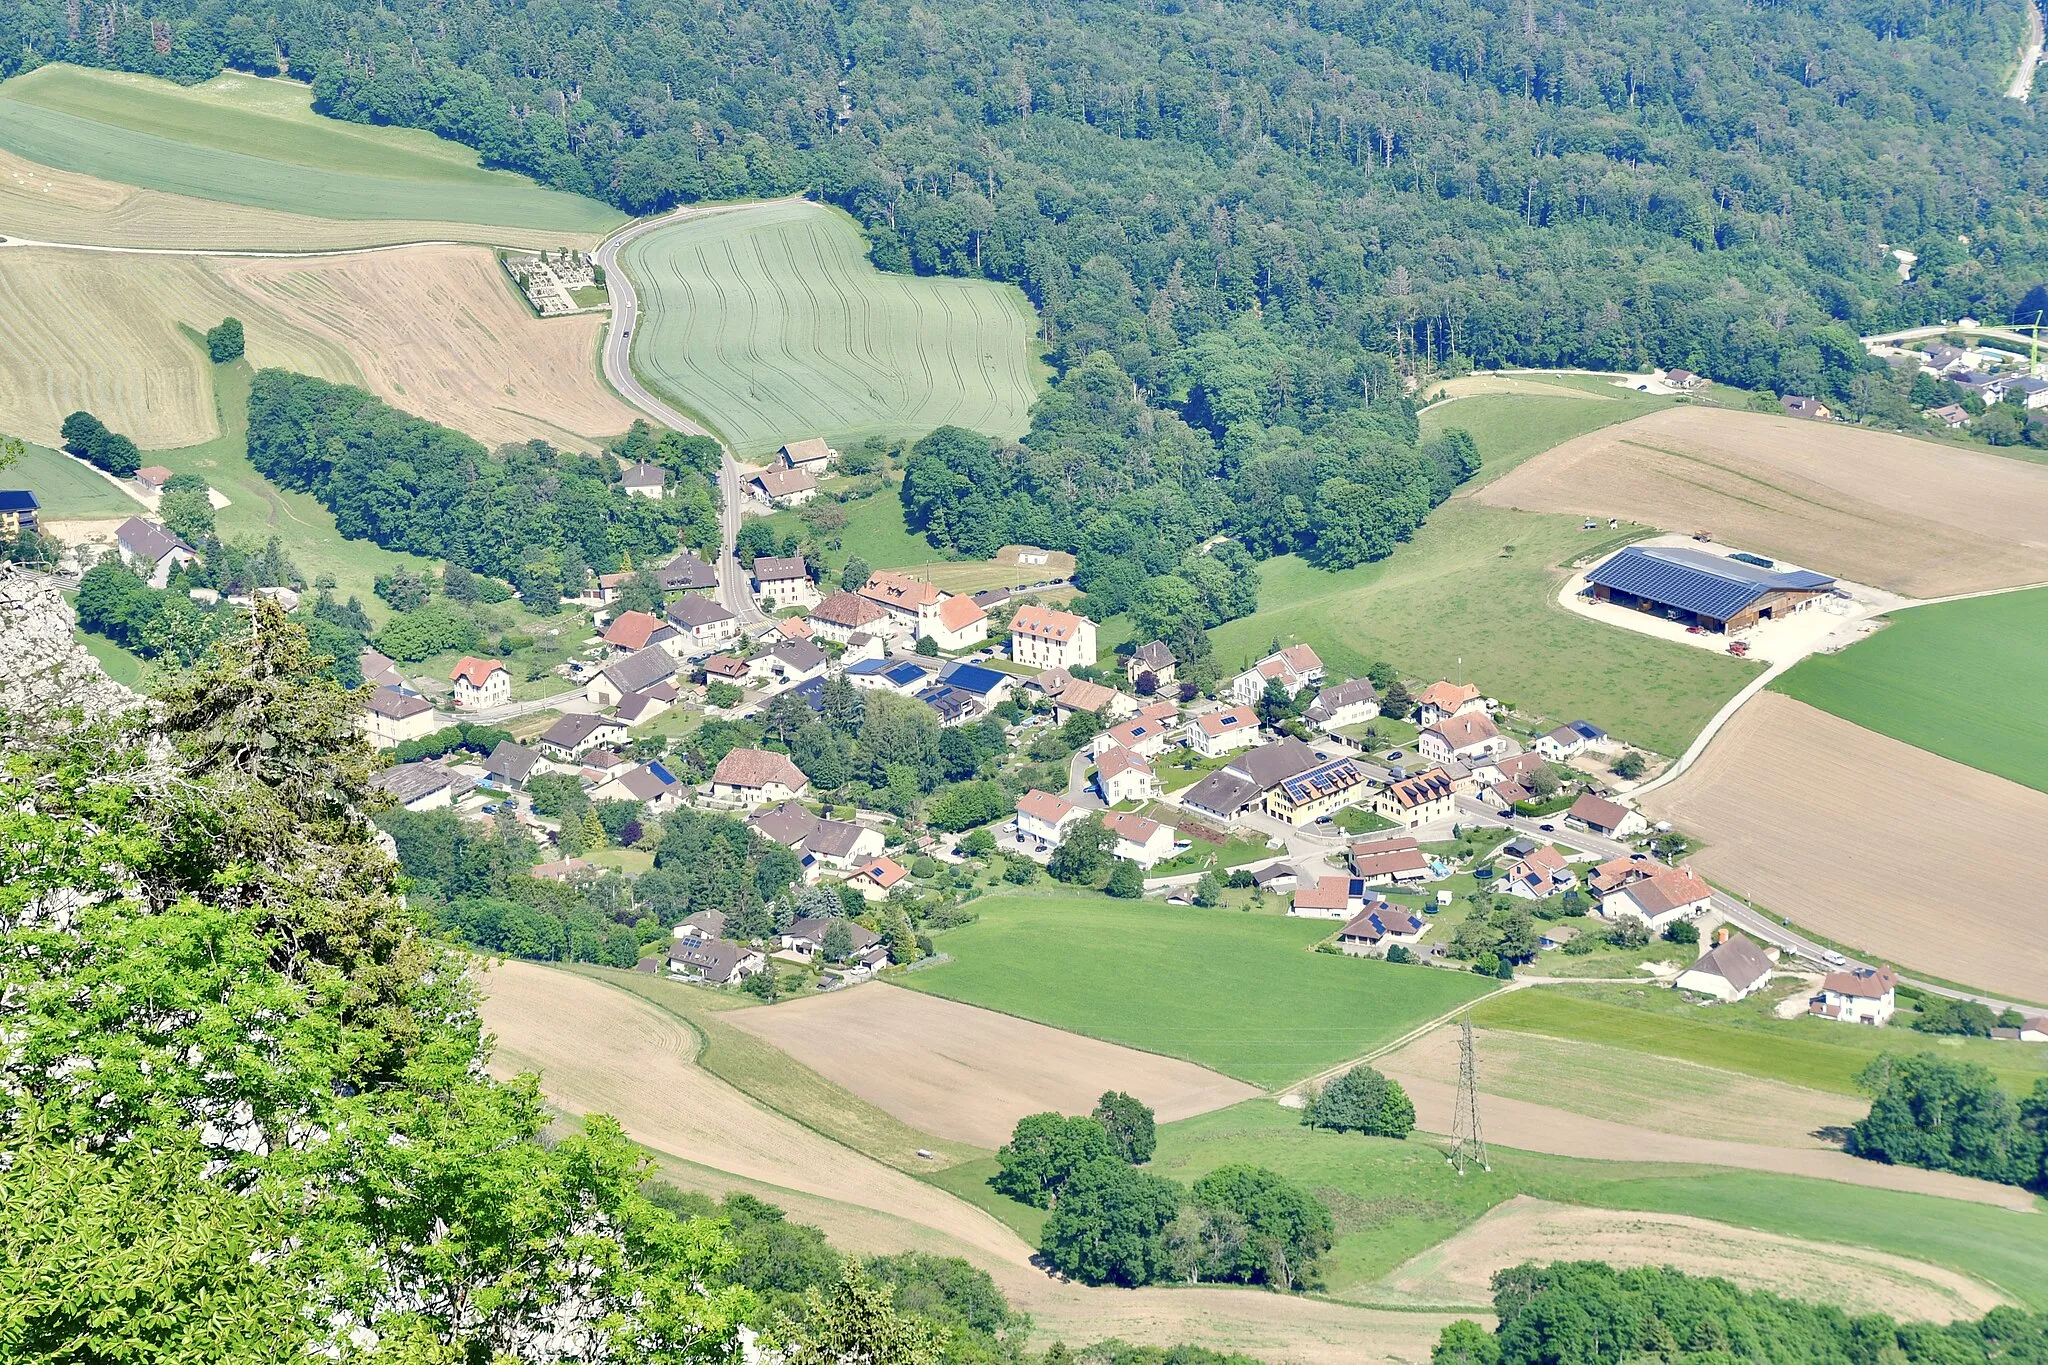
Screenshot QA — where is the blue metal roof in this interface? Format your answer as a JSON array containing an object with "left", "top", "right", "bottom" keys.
[
  {"left": 1587, "top": 545, "right": 1832, "bottom": 621},
  {"left": 0, "top": 490, "right": 38, "bottom": 511},
  {"left": 845, "top": 657, "right": 890, "bottom": 675},
  {"left": 939, "top": 662, "right": 1007, "bottom": 696},
  {"left": 790, "top": 676, "right": 827, "bottom": 711},
  {"left": 883, "top": 661, "right": 930, "bottom": 686}
]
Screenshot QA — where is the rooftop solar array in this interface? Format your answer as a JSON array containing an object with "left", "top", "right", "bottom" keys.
[{"left": 1587, "top": 545, "right": 1833, "bottom": 621}]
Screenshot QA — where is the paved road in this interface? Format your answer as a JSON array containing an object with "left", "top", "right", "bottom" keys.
[
  {"left": 593, "top": 204, "right": 782, "bottom": 628},
  {"left": 2011, "top": 0, "right": 2045, "bottom": 99}
]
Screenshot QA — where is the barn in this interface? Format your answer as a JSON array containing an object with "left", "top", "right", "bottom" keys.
[{"left": 1586, "top": 545, "right": 1835, "bottom": 634}]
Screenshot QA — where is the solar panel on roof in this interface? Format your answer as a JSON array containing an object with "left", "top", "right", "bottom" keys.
[{"left": 1587, "top": 545, "right": 1832, "bottom": 620}]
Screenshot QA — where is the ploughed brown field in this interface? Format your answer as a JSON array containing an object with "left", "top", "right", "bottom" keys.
[
  {"left": 1642, "top": 692, "right": 2048, "bottom": 1003},
  {"left": 724, "top": 982, "right": 1261, "bottom": 1146},
  {"left": 1376, "top": 1197, "right": 2009, "bottom": 1322},
  {"left": 1476, "top": 406, "right": 2048, "bottom": 596}
]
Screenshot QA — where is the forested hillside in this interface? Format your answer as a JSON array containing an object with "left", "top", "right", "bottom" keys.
[{"left": 7, "top": 0, "right": 2046, "bottom": 408}]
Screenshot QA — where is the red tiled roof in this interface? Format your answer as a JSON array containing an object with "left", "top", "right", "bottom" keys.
[
  {"left": 603, "top": 610, "right": 667, "bottom": 651},
  {"left": 1011, "top": 604, "right": 1087, "bottom": 641},
  {"left": 451, "top": 656, "right": 505, "bottom": 687},
  {"left": 1016, "top": 788, "right": 1077, "bottom": 824},
  {"left": 713, "top": 748, "right": 808, "bottom": 790},
  {"left": 937, "top": 595, "right": 987, "bottom": 630}
]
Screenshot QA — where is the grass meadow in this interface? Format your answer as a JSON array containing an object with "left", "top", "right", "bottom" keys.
[
  {"left": 621, "top": 200, "right": 1044, "bottom": 457},
  {"left": 900, "top": 890, "right": 1500, "bottom": 1089},
  {"left": 1772, "top": 587, "right": 2048, "bottom": 794},
  {"left": 0, "top": 64, "right": 618, "bottom": 235},
  {"left": 1425, "top": 382, "right": 1673, "bottom": 488},
  {"left": 8, "top": 439, "right": 140, "bottom": 517}
]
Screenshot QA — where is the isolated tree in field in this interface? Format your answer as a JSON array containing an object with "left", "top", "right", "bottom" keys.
[
  {"left": 1037, "top": 1158, "right": 1182, "bottom": 1287},
  {"left": 1302, "top": 1065, "right": 1415, "bottom": 1138},
  {"left": 205, "top": 317, "right": 245, "bottom": 363},
  {"left": 1612, "top": 750, "right": 1647, "bottom": 779},
  {"left": 993, "top": 1113, "right": 1115, "bottom": 1207},
  {"left": 1847, "top": 1052, "right": 2028, "bottom": 1184},
  {"left": 1092, "top": 1091, "right": 1157, "bottom": 1164}
]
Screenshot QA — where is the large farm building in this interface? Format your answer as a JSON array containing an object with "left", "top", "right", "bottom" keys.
[{"left": 1586, "top": 545, "right": 1836, "bottom": 634}]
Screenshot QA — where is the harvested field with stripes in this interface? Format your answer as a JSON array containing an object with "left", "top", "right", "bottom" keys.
[{"left": 621, "top": 199, "right": 1043, "bottom": 457}]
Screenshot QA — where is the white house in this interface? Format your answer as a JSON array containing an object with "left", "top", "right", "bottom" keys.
[
  {"left": 1304, "top": 679, "right": 1379, "bottom": 731},
  {"left": 668, "top": 938, "right": 766, "bottom": 986},
  {"left": 601, "top": 610, "right": 680, "bottom": 658},
  {"left": 1600, "top": 862, "right": 1713, "bottom": 930},
  {"left": 752, "top": 556, "right": 820, "bottom": 611},
  {"left": 1093, "top": 713, "right": 1175, "bottom": 761},
  {"left": 1568, "top": 793, "right": 1649, "bottom": 838},
  {"left": 1417, "top": 711, "right": 1508, "bottom": 764},
  {"left": 369, "top": 760, "right": 472, "bottom": 812},
  {"left": 450, "top": 656, "right": 511, "bottom": 711},
  {"left": 1290, "top": 875, "right": 1358, "bottom": 920},
  {"left": 753, "top": 639, "right": 829, "bottom": 689},
  {"left": 361, "top": 686, "right": 438, "bottom": 748},
  {"left": 1500, "top": 844, "right": 1576, "bottom": 900},
  {"left": 620, "top": 460, "right": 667, "bottom": 498},
  {"left": 1188, "top": 705, "right": 1262, "bottom": 758},
  {"left": 929, "top": 595, "right": 990, "bottom": 651},
  {"left": 1674, "top": 934, "right": 1775, "bottom": 1002},
  {"left": 809, "top": 590, "right": 890, "bottom": 644},
  {"left": 1337, "top": 905, "right": 1428, "bottom": 957},
  {"left": 1009, "top": 604, "right": 1098, "bottom": 670},
  {"left": 1015, "top": 788, "right": 1087, "bottom": 846},
  {"left": 1227, "top": 644, "right": 1323, "bottom": 705},
  {"left": 1371, "top": 767, "right": 1457, "bottom": 830},
  {"left": 859, "top": 570, "right": 948, "bottom": 639},
  {"left": 1350, "top": 835, "right": 1430, "bottom": 886},
  {"left": 778, "top": 437, "right": 836, "bottom": 472},
  {"left": 114, "top": 516, "right": 196, "bottom": 588},
  {"left": 1094, "top": 747, "right": 1158, "bottom": 804},
  {"left": 1810, "top": 966, "right": 1899, "bottom": 1026},
  {"left": 537, "top": 712, "right": 630, "bottom": 761},
  {"left": 666, "top": 596, "right": 740, "bottom": 655},
  {"left": 585, "top": 646, "right": 680, "bottom": 708},
  {"left": 746, "top": 467, "right": 817, "bottom": 507},
  {"left": 1534, "top": 720, "right": 1610, "bottom": 760},
  {"left": 1413, "top": 681, "right": 1485, "bottom": 726},
  {"left": 709, "top": 748, "right": 810, "bottom": 809},
  {"left": 1101, "top": 809, "right": 1177, "bottom": 868},
  {"left": 590, "top": 761, "right": 686, "bottom": 814},
  {"left": 1126, "top": 641, "right": 1177, "bottom": 689}
]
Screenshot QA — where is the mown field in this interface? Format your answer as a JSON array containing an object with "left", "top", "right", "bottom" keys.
[
  {"left": 1773, "top": 587, "right": 2048, "bottom": 794},
  {"left": 900, "top": 891, "right": 1499, "bottom": 1089},
  {"left": 622, "top": 200, "right": 1044, "bottom": 457},
  {"left": 6, "top": 438, "right": 139, "bottom": 517},
  {"left": 0, "top": 64, "right": 619, "bottom": 236}
]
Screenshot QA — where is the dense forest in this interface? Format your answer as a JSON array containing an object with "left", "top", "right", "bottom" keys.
[{"left": 8, "top": 0, "right": 2048, "bottom": 417}]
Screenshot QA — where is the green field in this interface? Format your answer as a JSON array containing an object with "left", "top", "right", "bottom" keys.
[
  {"left": 900, "top": 891, "right": 1499, "bottom": 1089},
  {"left": 1146, "top": 1102, "right": 2048, "bottom": 1308},
  {"left": 621, "top": 200, "right": 1044, "bottom": 457},
  {"left": 6, "top": 438, "right": 141, "bottom": 517},
  {"left": 0, "top": 64, "right": 619, "bottom": 233},
  {"left": 1425, "top": 384, "right": 1674, "bottom": 488},
  {"left": 1773, "top": 587, "right": 2048, "bottom": 794}
]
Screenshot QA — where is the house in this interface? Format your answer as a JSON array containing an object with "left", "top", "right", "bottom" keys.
[
  {"left": 1248, "top": 862, "right": 1298, "bottom": 893},
  {"left": 809, "top": 590, "right": 889, "bottom": 644},
  {"left": 1049, "top": 677, "right": 1134, "bottom": 721},
  {"left": 2013, "top": 376, "right": 2048, "bottom": 411},
  {"left": 1586, "top": 855, "right": 1647, "bottom": 897},
  {"left": 1093, "top": 714, "right": 1175, "bottom": 761},
  {"left": 673, "top": 909, "right": 727, "bottom": 944},
  {"left": 133, "top": 465, "right": 175, "bottom": 494},
  {"left": 115, "top": 516, "right": 196, "bottom": 588},
  {"left": 668, "top": 937, "right": 766, "bottom": 986},
  {"left": 1227, "top": 644, "right": 1324, "bottom": 705},
  {"left": 602, "top": 610, "right": 679, "bottom": 657},
  {"left": 1954, "top": 371, "right": 2012, "bottom": 405},
  {"left": 591, "top": 760, "right": 685, "bottom": 813},
  {"left": 1094, "top": 747, "right": 1158, "bottom": 804},
  {"left": 1372, "top": 767, "right": 1457, "bottom": 830},
  {"left": 537, "top": 712, "right": 630, "bottom": 760},
  {"left": 1586, "top": 544, "right": 1835, "bottom": 635},
  {"left": 481, "top": 740, "right": 545, "bottom": 789},
  {"left": 778, "top": 437, "right": 836, "bottom": 473},
  {"left": 1417, "top": 711, "right": 1507, "bottom": 764},
  {"left": 927, "top": 594, "right": 989, "bottom": 650},
  {"left": 752, "top": 556, "right": 819, "bottom": 611},
  {"left": 1180, "top": 737, "right": 1323, "bottom": 824},
  {"left": 710, "top": 748, "right": 810, "bottom": 808},
  {"left": 579, "top": 748, "right": 633, "bottom": 781},
  {"left": 1304, "top": 679, "right": 1379, "bottom": 731},
  {"left": 746, "top": 467, "right": 818, "bottom": 507},
  {"left": 620, "top": 461, "right": 668, "bottom": 498},
  {"left": 1126, "top": 641, "right": 1177, "bottom": 689},
  {"left": 1780, "top": 396, "right": 1832, "bottom": 421},
  {"left": 666, "top": 596, "right": 740, "bottom": 655},
  {"left": 361, "top": 686, "right": 438, "bottom": 747},
  {"left": 1471, "top": 751, "right": 1548, "bottom": 793},
  {"left": 0, "top": 489, "right": 41, "bottom": 535},
  {"left": 370, "top": 760, "right": 472, "bottom": 811},
  {"left": 859, "top": 571, "right": 948, "bottom": 638},
  {"left": 657, "top": 550, "right": 719, "bottom": 593},
  {"left": 1290, "top": 875, "right": 1357, "bottom": 920},
  {"left": 1101, "top": 809, "right": 1177, "bottom": 868},
  {"left": 1921, "top": 343, "right": 1970, "bottom": 376},
  {"left": 1534, "top": 721, "right": 1609, "bottom": 760},
  {"left": 1663, "top": 367, "right": 1706, "bottom": 391},
  {"left": 1675, "top": 935, "right": 1775, "bottom": 1002},
  {"left": 1189, "top": 705, "right": 1262, "bottom": 758},
  {"left": 1810, "top": 966, "right": 1899, "bottom": 1026},
  {"left": 936, "top": 661, "right": 1013, "bottom": 705},
  {"left": 586, "top": 646, "right": 681, "bottom": 708},
  {"left": 1016, "top": 788, "right": 1087, "bottom": 845},
  {"left": 1264, "top": 755, "right": 1370, "bottom": 826},
  {"left": 756, "top": 639, "right": 829, "bottom": 689},
  {"left": 1350, "top": 836, "right": 1430, "bottom": 886},
  {"left": 1601, "top": 862, "right": 1713, "bottom": 930},
  {"left": 1567, "top": 793, "right": 1648, "bottom": 838},
  {"left": 1009, "top": 604, "right": 1098, "bottom": 669},
  {"left": 1928, "top": 403, "right": 1972, "bottom": 429},
  {"left": 1500, "top": 845, "right": 1576, "bottom": 900},
  {"left": 915, "top": 684, "right": 982, "bottom": 727},
  {"left": 1414, "top": 681, "right": 1486, "bottom": 726},
  {"left": 701, "top": 654, "right": 751, "bottom": 689},
  {"left": 450, "top": 656, "right": 511, "bottom": 711},
  {"left": 531, "top": 857, "right": 601, "bottom": 883},
  {"left": 1338, "top": 905, "right": 1428, "bottom": 957},
  {"left": 782, "top": 915, "right": 882, "bottom": 962},
  {"left": 848, "top": 856, "right": 910, "bottom": 900},
  {"left": 749, "top": 802, "right": 886, "bottom": 870},
  {"left": 841, "top": 632, "right": 885, "bottom": 666},
  {"left": 847, "top": 658, "right": 933, "bottom": 695}
]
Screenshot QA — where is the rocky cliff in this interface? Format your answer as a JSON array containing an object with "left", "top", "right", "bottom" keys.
[{"left": 0, "top": 566, "right": 139, "bottom": 720}]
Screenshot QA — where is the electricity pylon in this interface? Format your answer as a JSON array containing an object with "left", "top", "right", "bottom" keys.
[{"left": 1447, "top": 1011, "right": 1490, "bottom": 1176}]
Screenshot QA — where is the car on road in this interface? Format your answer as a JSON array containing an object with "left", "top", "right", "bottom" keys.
[
  {"left": 1539, "top": 822, "right": 1556, "bottom": 832},
  {"left": 1823, "top": 950, "right": 1847, "bottom": 967},
  {"left": 1385, "top": 749, "right": 1405, "bottom": 760}
]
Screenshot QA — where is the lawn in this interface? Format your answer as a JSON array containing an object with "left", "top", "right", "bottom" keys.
[
  {"left": 1424, "top": 385, "right": 1673, "bottom": 488},
  {"left": 621, "top": 200, "right": 1045, "bottom": 458},
  {"left": 899, "top": 890, "right": 1500, "bottom": 1089},
  {"left": 1211, "top": 501, "right": 1757, "bottom": 758},
  {"left": 1772, "top": 587, "right": 2048, "bottom": 794},
  {"left": 7, "top": 439, "right": 142, "bottom": 518},
  {"left": 0, "top": 64, "right": 618, "bottom": 234},
  {"left": 1475, "top": 983, "right": 2048, "bottom": 1098},
  {"left": 1149, "top": 1101, "right": 2048, "bottom": 1310}
]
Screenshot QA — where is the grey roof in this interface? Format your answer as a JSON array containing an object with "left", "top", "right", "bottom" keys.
[
  {"left": 365, "top": 685, "right": 432, "bottom": 720},
  {"left": 1131, "top": 641, "right": 1176, "bottom": 669},
  {"left": 916, "top": 684, "right": 981, "bottom": 724},
  {"left": 616, "top": 684, "right": 678, "bottom": 721},
  {"left": 970, "top": 587, "right": 1012, "bottom": 608},
  {"left": 602, "top": 646, "right": 680, "bottom": 694},
  {"left": 371, "top": 760, "right": 469, "bottom": 806},
  {"left": 1587, "top": 545, "right": 1834, "bottom": 621},
  {"left": 541, "top": 712, "right": 628, "bottom": 749},
  {"left": 678, "top": 909, "right": 726, "bottom": 938},
  {"left": 750, "top": 800, "right": 822, "bottom": 848},
  {"left": 1232, "top": 736, "right": 1323, "bottom": 790},
  {"left": 668, "top": 937, "right": 758, "bottom": 982},
  {"left": 1306, "top": 678, "right": 1376, "bottom": 720},
  {"left": 116, "top": 516, "right": 191, "bottom": 563},
  {"left": 621, "top": 460, "right": 666, "bottom": 486},
  {"left": 483, "top": 740, "right": 543, "bottom": 783},
  {"left": 787, "top": 916, "right": 882, "bottom": 951},
  {"left": 771, "top": 639, "right": 829, "bottom": 672},
  {"left": 668, "top": 595, "right": 736, "bottom": 627},
  {"left": 1249, "top": 861, "right": 1297, "bottom": 886},
  {"left": 1688, "top": 935, "right": 1774, "bottom": 992},
  {"left": 806, "top": 817, "right": 871, "bottom": 859},
  {"left": 1182, "top": 769, "right": 1261, "bottom": 816},
  {"left": 607, "top": 764, "right": 677, "bottom": 802},
  {"left": 658, "top": 551, "right": 718, "bottom": 591},
  {"left": 753, "top": 555, "right": 811, "bottom": 582}
]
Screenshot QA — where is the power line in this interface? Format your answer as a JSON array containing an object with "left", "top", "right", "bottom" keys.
[{"left": 1447, "top": 1010, "right": 1488, "bottom": 1176}]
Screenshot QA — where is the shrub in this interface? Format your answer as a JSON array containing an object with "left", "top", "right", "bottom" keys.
[{"left": 205, "top": 317, "right": 246, "bottom": 362}]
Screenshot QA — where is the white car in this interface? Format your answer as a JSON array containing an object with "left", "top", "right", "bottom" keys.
[{"left": 1822, "top": 950, "right": 1847, "bottom": 967}]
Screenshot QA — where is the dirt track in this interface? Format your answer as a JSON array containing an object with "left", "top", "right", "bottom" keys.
[
  {"left": 1477, "top": 406, "right": 2048, "bottom": 595},
  {"left": 478, "top": 961, "right": 1464, "bottom": 1364},
  {"left": 726, "top": 984, "right": 1261, "bottom": 1146},
  {"left": 1642, "top": 693, "right": 2048, "bottom": 1002},
  {"left": 1378, "top": 1196, "right": 2009, "bottom": 1321},
  {"left": 217, "top": 245, "right": 638, "bottom": 449}
]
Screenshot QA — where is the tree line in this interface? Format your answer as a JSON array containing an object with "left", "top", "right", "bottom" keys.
[{"left": 1845, "top": 1050, "right": 2048, "bottom": 1192}]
